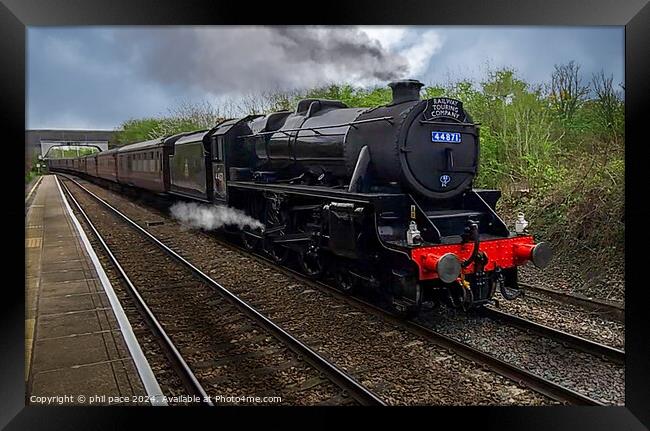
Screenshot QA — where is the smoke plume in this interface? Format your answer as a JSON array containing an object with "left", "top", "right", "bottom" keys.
[
  {"left": 116, "top": 26, "right": 410, "bottom": 94},
  {"left": 170, "top": 202, "right": 263, "bottom": 231}
]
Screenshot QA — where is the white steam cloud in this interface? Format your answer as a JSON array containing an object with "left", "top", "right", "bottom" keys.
[{"left": 170, "top": 202, "right": 263, "bottom": 231}]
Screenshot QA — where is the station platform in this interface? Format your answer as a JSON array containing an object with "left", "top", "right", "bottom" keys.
[{"left": 25, "top": 175, "right": 164, "bottom": 405}]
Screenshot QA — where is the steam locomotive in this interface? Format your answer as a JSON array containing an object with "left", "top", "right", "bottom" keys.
[{"left": 49, "top": 79, "right": 552, "bottom": 316}]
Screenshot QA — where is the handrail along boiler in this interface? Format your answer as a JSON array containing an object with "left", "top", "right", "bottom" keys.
[{"left": 48, "top": 79, "right": 552, "bottom": 316}]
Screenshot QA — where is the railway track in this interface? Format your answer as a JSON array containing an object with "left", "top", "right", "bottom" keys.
[
  {"left": 519, "top": 282, "right": 624, "bottom": 323},
  {"left": 60, "top": 174, "right": 616, "bottom": 406},
  {"left": 479, "top": 307, "right": 624, "bottom": 364},
  {"left": 59, "top": 175, "right": 385, "bottom": 406},
  {"left": 218, "top": 239, "right": 606, "bottom": 406},
  {"left": 61, "top": 178, "right": 213, "bottom": 405}
]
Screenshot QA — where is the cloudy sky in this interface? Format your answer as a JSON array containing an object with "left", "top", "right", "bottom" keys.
[{"left": 27, "top": 26, "right": 624, "bottom": 130}]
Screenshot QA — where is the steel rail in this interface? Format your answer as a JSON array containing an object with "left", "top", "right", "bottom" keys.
[
  {"left": 479, "top": 307, "right": 625, "bottom": 364},
  {"left": 519, "top": 282, "right": 624, "bottom": 322},
  {"left": 61, "top": 175, "right": 386, "bottom": 407},
  {"left": 59, "top": 178, "right": 214, "bottom": 406}
]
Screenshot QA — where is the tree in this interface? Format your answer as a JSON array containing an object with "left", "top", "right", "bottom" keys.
[
  {"left": 591, "top": 70, "right": 624, "bottom": 143},
  {"left": 114, "top": 118, "right": 166, "bottom": 146},
  {"left": 148, "top": 100, "right": 225, "bottom": 138},
  {"left": 550, "top": 61, "right": 589, "bottom": 122}
]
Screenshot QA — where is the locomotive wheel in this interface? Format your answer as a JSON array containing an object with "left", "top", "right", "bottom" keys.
[
  {"left": 241, "top": 231, "right": 259, "bottom": 251},
  {"left": 298, "top": 248, "right": 324, "bottom": 279},
  {"left": 401, "top": 303, "right": 421, "bottom": 319},
  {"left": 265, "top": 241, "right": 290, "bottom": 264},
  {"left": 334, "top": 270, "right": 357, "bottom": 294}
]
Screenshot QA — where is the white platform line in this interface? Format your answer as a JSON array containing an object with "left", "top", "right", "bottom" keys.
[{"left": 54, "top": 176, "right": 168, "bottom": 406}]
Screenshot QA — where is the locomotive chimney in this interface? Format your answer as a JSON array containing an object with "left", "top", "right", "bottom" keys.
[{"left": 388, "top": 79, "right": 424, "bottom": 104}]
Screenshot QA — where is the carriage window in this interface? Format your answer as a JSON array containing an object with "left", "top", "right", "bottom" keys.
[{"left": 212, "top": 138, "right": 224, "bottom": 161}]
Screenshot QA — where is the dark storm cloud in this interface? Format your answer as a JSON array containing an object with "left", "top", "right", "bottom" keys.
[{"left": 115, "top": 26, "right": 409, "bottom": 94}]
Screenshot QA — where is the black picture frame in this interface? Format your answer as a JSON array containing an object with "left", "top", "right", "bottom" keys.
[{"left": 5, "top": 0, "right": 649, "bottom": 429}]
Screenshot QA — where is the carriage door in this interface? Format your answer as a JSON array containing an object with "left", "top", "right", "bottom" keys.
[{"left": 211, "top": 136, "right": 227, "bottom": 203}]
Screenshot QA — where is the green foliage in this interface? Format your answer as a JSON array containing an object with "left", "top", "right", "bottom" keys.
[
  {"left": 115, "top": 118, "right": 166, "bottom": 145},
  {"left": 430, "top": 69, "right": 564, "bottom": 190},
  {"left": 302, "top": 84, "right": 393, "bottom": 107},
  {"left": 115, "top": 100, "right": 226, "bottom": 145},
  {"left": 591, "top": 71, "right": 625, "bottom": 143},
  {"left": 25, "top": 152, "right": 46, "bottom": 183},
  {"left": 500, "top": 149, "right": 624, "bottom": 261},
  {"left": 25, "top": 169, "right": 39, "bottom": 184},
  {"left": 47, "top": 146, "right": 98, "bottom": 158}
]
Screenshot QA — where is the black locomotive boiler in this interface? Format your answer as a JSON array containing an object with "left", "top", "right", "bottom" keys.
[{"left": 49, "top": 79, "right": 552, "bottom": 316}]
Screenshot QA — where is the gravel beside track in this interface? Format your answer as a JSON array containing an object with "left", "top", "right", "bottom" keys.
[
  {"left": 65, "top": 176, "right": 552, "bottom": 406},
  {"left": 491, "top": 290, "right": 624, "bottom": 349},
  {"left": 418, "top": 305, "right": 624, "bottom": 405},
  {"left": 520, "top": 261, "right": 624, "bottom": 305}
]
